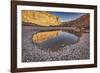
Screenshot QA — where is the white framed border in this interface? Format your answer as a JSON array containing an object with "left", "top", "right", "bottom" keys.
[{"left": 17, "top": 5, "right": 94, "bottom": 68}]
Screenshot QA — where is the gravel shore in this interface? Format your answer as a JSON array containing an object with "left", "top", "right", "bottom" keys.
[{"left": 22, "top": 26, "right": 90, "bottom": 62}]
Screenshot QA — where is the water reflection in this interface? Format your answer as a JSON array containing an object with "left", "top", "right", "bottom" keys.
[
  {"left": 32, "top": 30, "right": 61, "bottom": 43},
  {"left": 32, "top": 30, "right": 80, "bottom": 51}
]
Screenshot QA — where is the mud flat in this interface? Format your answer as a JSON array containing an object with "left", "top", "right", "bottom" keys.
[{"left": 22, "top": 26, "right": 90, "bottom": 62}]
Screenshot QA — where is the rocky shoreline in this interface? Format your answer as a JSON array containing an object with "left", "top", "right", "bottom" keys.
[{"left": 22, "top": 26, "right": 90, "bottom": 62}]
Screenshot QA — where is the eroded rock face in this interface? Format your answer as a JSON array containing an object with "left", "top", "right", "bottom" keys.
[{"left": 22, "top": 10, "right": 61, "bottom": 26}]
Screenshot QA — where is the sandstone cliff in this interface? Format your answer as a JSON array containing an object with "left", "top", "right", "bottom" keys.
[{"left": 22, "top": 10, "right": 61, "bottom": 26}]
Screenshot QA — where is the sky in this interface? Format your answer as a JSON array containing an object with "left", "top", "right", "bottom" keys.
[{"left": 49, "top": 11, "right": 85, "bottom": 22}]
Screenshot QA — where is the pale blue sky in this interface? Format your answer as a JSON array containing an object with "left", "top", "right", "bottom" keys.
[{"left": 49, "top": 11, "right": 85, "bottom": 22}]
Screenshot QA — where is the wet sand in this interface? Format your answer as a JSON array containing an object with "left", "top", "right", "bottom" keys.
[{"left": 22, "top": 26, "right": 90, "bottom": 62}]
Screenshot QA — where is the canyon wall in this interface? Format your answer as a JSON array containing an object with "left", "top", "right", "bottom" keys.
[{"left": 22, "top": 10, "right": 61, "bottom": 26}]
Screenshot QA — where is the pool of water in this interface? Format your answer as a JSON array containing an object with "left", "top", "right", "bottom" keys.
[{"left": 32, "top": 30, "right": 80, "bottom": 51}]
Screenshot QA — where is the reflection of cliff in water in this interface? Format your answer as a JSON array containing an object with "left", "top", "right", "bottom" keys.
[
  {"left": 32, "top": 30, "right": 61, "bottom": 43},
  {"left": 32, "top": 30, "right": 80, "bottom": 51}
]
